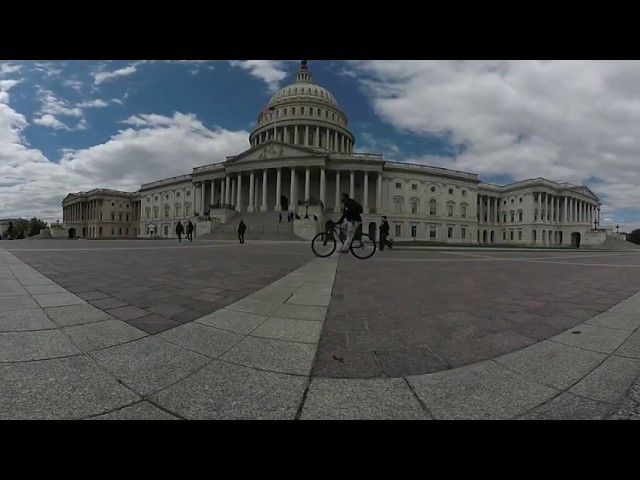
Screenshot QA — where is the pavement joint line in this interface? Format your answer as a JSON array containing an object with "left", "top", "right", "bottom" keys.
[
  {"left": 402, "top": 376, "right": 436, "bottom": 420},
  {"left": 0, "top": 352, "right": 84, "bottom": 365}
]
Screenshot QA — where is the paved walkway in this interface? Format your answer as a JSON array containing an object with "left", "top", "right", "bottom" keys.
[{"left": 2, "top": 241, "right": 640, "bottom": 419}]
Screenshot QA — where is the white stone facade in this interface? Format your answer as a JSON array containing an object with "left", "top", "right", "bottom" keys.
[{"left": 62, "top": 61, "right": 602, "bottom": 247}]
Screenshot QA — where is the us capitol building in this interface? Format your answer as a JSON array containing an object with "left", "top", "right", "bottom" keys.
[{"left": 61, "top": 61, "right": 604, "bottom": 247}]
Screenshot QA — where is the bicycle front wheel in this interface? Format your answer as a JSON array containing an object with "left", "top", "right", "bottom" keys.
[
  {"left": 311, "top": 232, "right": 337, "bottom": 258},
  {"left": 350, "top": 233, "right": 376, "bottom": 259}
]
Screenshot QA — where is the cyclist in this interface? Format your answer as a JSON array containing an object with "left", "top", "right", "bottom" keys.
[{"left": 337, "top": 193, "right": 363, "bottom": 253}]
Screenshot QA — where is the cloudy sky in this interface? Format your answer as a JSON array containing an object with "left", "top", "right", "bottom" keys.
[{"left": 0, "top": 60, "right": 638, "bottom": 230}]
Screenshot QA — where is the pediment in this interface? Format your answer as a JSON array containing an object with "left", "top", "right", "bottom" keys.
[{"left": 224, "top": 141, "right": 322, "bottom": 165}]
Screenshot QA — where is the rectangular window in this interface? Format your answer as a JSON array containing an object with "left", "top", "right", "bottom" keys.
[
  {"left": 447, "top": 204, "right": 454, "bottom": 217},
  {"left": 503, "top": 231, "right": 506, "bottom": 240},
  {"left": 119, "top": 214, "right": 122, "bottom": 221},
  {"left": 411, "top": 201, "right": 418, "bottom": 215},
  {"left": 411, "top": 224, "right": 417, "bottom": 237},
  {"left": 511, "top": 212, "right": 515, "bottom": 222},
  {"left": 412, "top": 184, "right": 417, "bottom": 190},
  {"left": 462, "top": 190, "right": 467, "bottom": 197},
  {"left": 111, "top": 213, "right": 115, "bottom": 221},
  {"left": 447, "top": 227, "right": 453, "bottom": 239},
  {"left": 119, "top": 228, "right": 122, "bottom": 235},
  {"left": 518, "top": 230, "right": 522, "bottom": 240},
  {"left": 430, "top": 225, "right": 437, "bottom": 239},
  {"left": 394, "top": 198, "right": 402, "bottom": 213},
  {"left": 461, "top": 205, "right": 467, "bottom": 218},
  {"left": 461, "top": 227, "right": 466, "bottom": 239},
  {"left": 518, "top": 211, "right": 523, "bottom": 222},
  {"left": 429, "top": 202, "right": 437, "bottom": 216},
  {"left": 111, "top": 227, "right": 115, "bottom": 235},
  {"left": 396, "top": 182, "right": 401, "bottom": 189},
  {"left": 126, "top": 214, "right": 129, "bottom": 222},
  {"left": 449, "top": 188, "right": 454, "bottom": 194},
  {"left": 510, "top": 231, "right": 514, "bottom": 240},
  {"left": 394, "top": 223, "right": 402, "bottom": 237},
  {"left": 126, "top": 228, "right": 129, "bottom": 236}
]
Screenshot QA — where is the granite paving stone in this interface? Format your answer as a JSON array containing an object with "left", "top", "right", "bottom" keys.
[
  {"left": 0, "top": 295, "right": 40, "bottom": 312},
  {"left": 0, "top": 309, "right": 57, "bottom": 332},
  {"left": 272, "top": 304, "right": 327, "bottom": 322},
  {"left": 301, "top": 378, "right": 429, "bottom": 420},
  {"left": 158, "top": 322, "right": 243, "bottom": 358},
  {"left": 586, "top": 311, "right": 640, "bottom": 331},
  {"left": 106, "top": 305, "right": 149, "bottom": 321},
  {"left": 407, "top": 361, "right": 559, "bottom": 420},
  {"left": 44, "top": 304, "right": 113, "bottom": 327},
  {"left": 494, "top": 340, "right": 606, "bottom": 390},
  {"left": 147, "top": 303, "right": 187, "bottom": 317},
  {"left": 124, "top": 314, "right": 182, "bottom": 335},
  {"left": 0, "top": 283, "right": 28, "bottom": 296},
  {"left": 62, "top": 319, "right": 148, "bottom": 352},
  {"left": 150, "top": 360, "right": 307, "bottom": 420},
  {"left": 570, "top": 355, "right": 640, "bottom": 404},
  {"left": 251, "top": 317, "right": 324, "bottom": 344},
  {"left": 90, "top": 336, "right": 209, "bottom": 396},
  {"left": 33, "top": 292, "right": 85, "bottom": 308},
  {"left": 0, "top": 355, "right": 140, "bottom": 420},
  {"left": 0, "top": 329, "right": 80, "bottom": 362},
  {"left": 24, "top": 284, "right": 68, "bottom": 295},
  {"left": 91, "top": 298, "right": 130, "bottom": 310},
  {"left": 17, "top": 276, "right": 56, "bottom": 286},
  {"left": 519, "top": 392, "right": 613, "bottom": 420},
  {"left": 609, "top": 378, "right": 640, "bottom": 419},
  {"left": 616, "top": 332, "right": 640, "bottom": 359},
  {"left": 77, "top": 291, "right": 110, "bottom": 301},
  {"left": 197, "top": 308, "right": 266, "bottom": 335},
  {"left": 221, "top": 336, "right": 317, "bottom": 376},
  {"left": 89, "top": 402, "right": 179, "bottom": 420},
  {"left": 550, "top": 324, "right": 632, "bottom": 354}
]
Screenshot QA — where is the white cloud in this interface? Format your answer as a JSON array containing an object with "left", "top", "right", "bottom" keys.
[
  {"left": 37, "top": 88, "right": 83, "bottom": 117},
  {"left": 33, "top": 114, "right": 70, "bottom": 130},
  {"left": 344, "top": 60, "right": 640, "bottom": 218},
  {"left": 0, "top": 108, "right": 250, "bottom": 223},
  {"left": 77, "top": 99, "right": 109, "bottom": 108},
  {"left": 0, "top": 63, "right": 22, "bottom": 76},
  {"left": 93, "top": 65, "right": 138, "bottom": 85},
  {"left": 229, "top": 60, "right": 289, "bottom": 91}
]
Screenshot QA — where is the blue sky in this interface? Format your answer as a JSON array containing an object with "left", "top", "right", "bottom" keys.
[{"left": 1, "top": 60, "right": 640, "bottom": 230}]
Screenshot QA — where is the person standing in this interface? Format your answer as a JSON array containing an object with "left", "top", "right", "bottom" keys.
[
  {"left": 187, "top": 220, "right": 194, "bottom": 242},
  {"left": 379, "top": 216, "right": 390, "bottom": 251},
  {"left": 279, "top": 213, "right": 282, "bottom": 223},
  {"left": 175, "top": 221, "right": 184, "bottom": 243},
  {"left": 238, "top": 220, "right": 247, "bottom": 244}
]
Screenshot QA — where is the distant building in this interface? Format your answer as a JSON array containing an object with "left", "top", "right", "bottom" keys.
[
  {"left": 61, "top": 61, "right": 604, "bottom": 247},
  {"left": 62, "top": 189, "right": 141, "bottom": 239}
]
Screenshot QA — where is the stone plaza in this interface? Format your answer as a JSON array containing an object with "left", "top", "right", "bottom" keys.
[{"left": 2, "top": 238, "right": 640, "bottom": 420}]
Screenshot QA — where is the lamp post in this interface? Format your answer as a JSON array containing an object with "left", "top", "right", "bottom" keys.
[
  {"left": 304, "top": 201, "right": 310, "bottom": 220},
  {"left": 616, "top": 224, "right": 620, "bottom": 234}
]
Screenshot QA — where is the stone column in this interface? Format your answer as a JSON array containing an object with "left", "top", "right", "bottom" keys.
[
  {"left": 202, "top": 182, "right": 207, "bottom": 214},
  {"left": 304, "top": 167, "right": 311, "bottom": 202},
  {"left": 342, "top": 136, "right": 346, "bottom": 153},
  {"left": 349, "top": 170, "right": 355, "bottom": 198},
  {"left": 326, "top": 128, "right": 330, "bottom": 149},
  {"left": 275, "top": 168, "right": 282, "bottom": 211},
  {"left": 563, "top": 197, "right": 567, "bottom": 224},
  {"left": 261, "top": 169, "right": 268, "bottom": 212},
  {"left": 316, "top": 126, "right": 320, "bottom": 147},
  {"left": 248, "top": 171, "right": 255, "bottom": 212},
  {"left": 537, "top": 192, "right": 542, "bottom": 222},
  {"left": 488, "top": 197, "right": 493, "bottom": 224},
  {"left": 547, "top": 194, "right": 551, "bottom": 222},
  {"left": 210, "top": 180, "right": 215, "bottom": 208},
  {"left": 195, "top": 184, "right": 201, "bottom": 216},
  {"left": 334, "top": 171, "right": 341, "bottom": 213},
  {"left": 376, "top": 172, "right": 383, "bottom": 213},
  {"left": 225, "top": 176, "right": 231, "bottom": 206},
  {"left": 235, "top": 174, "right": 242, "bottom": 212},
  {"left": 305, "top": 126, "right": 309, "bottom": 146},
  {"left": 290, "top": 168, "right": 296, "bottom": 212},
  {"left": 294, "top": 126, "right": 298, "bottom": 145},
  {"left": 283, "top": 126, "right": 288, "bottom": 143},
  {"left": 363, "top": 172, "right": 369, "bottom": 213},
  {"left": 221, "top": 178, "right": 226, "bottom": 207},
  {"left": 334, "top": 131, "right": 339, "bottom": 152},
  {"left": 319, "top": 168, "right": 326, "bottom": 206}
]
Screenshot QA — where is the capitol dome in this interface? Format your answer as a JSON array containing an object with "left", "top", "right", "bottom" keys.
[{"left": 249, "top": 60, "right": 355, "bottom": 154}]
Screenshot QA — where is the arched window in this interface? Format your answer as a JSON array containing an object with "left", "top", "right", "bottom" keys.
[
  {"left": 429, "top": 199, "right": 437, "bottom": 216},
  {"left": 301, "top": 107, "right": 305, "bottom": 115},
  {"left": 460, "top": 203, "right": 468, "bottom": 218},
  {"left": 284, "top": 108, "right": 288, "bottom": 116},
  {"left": 292, "top": 107, "right": 296, "bottom": 115},
  {"left": 317, "top": 108, "right": 321, "bottom": 116},
  {"left": 184, "top": 202, "right": 191, "bottom": 217},
  {"left": 153, "top": 206, "right": 159, "bottom": 218},
  {"left": 393, "top": 196, "right": 404, "bottom": 214},
  {"left": 145, "top": 207, "right": 151, "bottom": 219},
  {"left": 325, "top": 111, "right": 329, "bottom": 118},
  {"left": 164, "top": 204, "right": 170, "bottom": 218},
  {"left": 175, "top": 203, "right": 181, "bottom": 217},
  {"left": 154, "top": 195, "right": 159, "bottom": 201},
  {"left": 518, "top": 210, "right": 523, "bottom": 222},
  {"left": 510, "top": 211, "right": 515, "bottom": 222}
]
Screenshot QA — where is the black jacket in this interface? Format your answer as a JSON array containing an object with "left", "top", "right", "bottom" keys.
[
  {"left": 338, "top": 198, "right": 362, "bottom": 223},
  {"left": 238, "top": 222, "right": 247, "bottom": 234},
  {"left": 380, "top": 221, "right": 389, "bottom": 235}
]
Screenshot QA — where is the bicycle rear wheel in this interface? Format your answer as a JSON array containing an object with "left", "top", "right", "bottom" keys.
[
  {"left": 311, "top": 232, "right": 337, "bottom": 258},
  {"left": 350, "top": 233, "right": 376, "bottom": 259}
]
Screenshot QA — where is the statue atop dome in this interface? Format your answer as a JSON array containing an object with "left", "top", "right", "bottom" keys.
[
  {"left": 296, "top": 60, "right": 312, "bottom": 83},
  {"left": 301, "top": 60, "right": 308, "bottom": 69}
]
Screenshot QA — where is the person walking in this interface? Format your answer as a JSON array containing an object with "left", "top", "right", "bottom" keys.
[
  {"left": 187, "top": 220, "right": 194, "bottom": 242},
  {"left": 379, "top": 216, "right": 390, "bottom": 251},
  {"left": 238, "top": 220, "right": 247, "bottom": 244},
  {"left": 175, "top": 221, "right": 184, "bottom": 243},
  {"left": 279, "top": 213, "right": 282, "bottom": 223}
]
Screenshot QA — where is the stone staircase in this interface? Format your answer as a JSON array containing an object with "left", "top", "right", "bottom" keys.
[
  {"left": 200, "top": 211, "right": 302, "bottom": 241},
  {"left": 583, "top": 235, "right": 640, "bottom": 250}
]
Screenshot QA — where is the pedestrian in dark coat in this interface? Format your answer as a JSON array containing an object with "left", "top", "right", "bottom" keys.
[
  {"left": 187, "top": 220, "right": 194, "bottom": 242},
  {"left": 176, "top": 221, "right": 184, "bottom": 242},
  {"left": 238, "top": 220, "right": 247, "bottom": 244}
]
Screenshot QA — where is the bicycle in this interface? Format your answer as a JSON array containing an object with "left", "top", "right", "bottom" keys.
[{"left": 311, "top": 222, "right": 376, "bottom": 259}]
